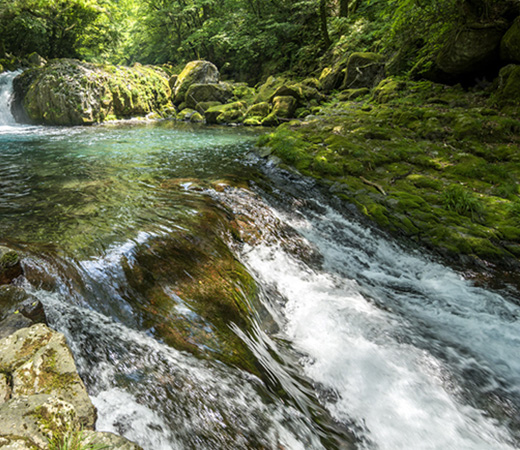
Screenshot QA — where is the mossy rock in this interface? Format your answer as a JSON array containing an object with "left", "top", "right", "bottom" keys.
[
  {"left": 185, "top": 83, "right": 233, "bottom": 110},
  {"left": 272, "top": 96, "right": 297, "bottom": 118},
  {"left": 0, "top": 248, "right": 22, "bottom": 285},
  {"left": 500, "top": 18, "right": 520, "bottom": 63},
  {"left": 341, "top": 52, "right": 385, "bottom": 90},
  {"left": 196, "top": 101, "right": 222, "bottom": 112},
  {"left": 319, "top": 66, "right": 344, "bottom": 93},
  {"left": 177, "top": 108, "right": 199, "bottom": 121},
  {"left": 172, "top": 60, "right": 219, "bottom": 105},
  {"left": 261, "top": 112, "right": 279, "bottom": 126},
  {"left": 205, "top": 101, "right": 247, "bottom": 124},
  {"left": 372, "top": 78, "right": 406, "bottom": 103},
  {"left": 244, "top": 117, "right": 263, "bottom": 126},
  {"left": 254, "top": 76, "right": 286, "bottom": 104},
  {"left": 338, "top": 88, "right": 370, "bottom": 101},
  {"left": 246, "top": 102, "right": 270, "bottom": 119},
  {"left": 493, "top": 64, "right": 520, "bottom": 107}
]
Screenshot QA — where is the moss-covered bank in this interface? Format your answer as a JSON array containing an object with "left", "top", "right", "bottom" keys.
[{"left": 257, "top": 78, "right": 520, "bottom": 268}]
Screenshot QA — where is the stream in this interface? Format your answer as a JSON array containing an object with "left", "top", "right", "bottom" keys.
[{"left": 1, "top": 70, "right": 519, "bottom": 449}]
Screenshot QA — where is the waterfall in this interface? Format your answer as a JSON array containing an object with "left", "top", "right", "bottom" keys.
[{"left": 0, "top": 70, "right": 20, "bottom": 126}]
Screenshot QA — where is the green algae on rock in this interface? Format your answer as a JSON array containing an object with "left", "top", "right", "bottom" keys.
[{"left": 12, "top": 59, "right": 171, "bottom": 126}]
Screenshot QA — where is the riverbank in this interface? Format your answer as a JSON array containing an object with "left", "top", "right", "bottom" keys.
[{"left": 257, "top": 78, "right": 520, "bottom": 270}]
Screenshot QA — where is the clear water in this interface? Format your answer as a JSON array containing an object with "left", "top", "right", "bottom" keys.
[{"left": 1, "top": 71, "right": 519, "bottom": 449}]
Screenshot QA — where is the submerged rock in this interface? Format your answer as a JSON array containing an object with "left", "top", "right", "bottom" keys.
[{"left": 12, "top": 59, "right": 171, "bottom": 126}]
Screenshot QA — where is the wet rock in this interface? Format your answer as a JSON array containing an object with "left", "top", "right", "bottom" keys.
[
  {"left": 0, "top": 315, "right": 34, "bottom": 341},
  {"left": 0, "top": 248, "right": 22, "bottom": 285},
  {"left": 0, "top": 286, "right": 29, "bottom": 315},
  {"left": 12, "top": 59, "right": 171, "bottom": 126},
  {"left": 436, "top": 23, "right": 505, "bottom": 77},
  {"left": 341, "top": 52, "right": 385, "bottom": 90},
  {"left": 185, "top": 83, "right": 233, "bottom": 110},
  {"left": 338, "top": 88, "right": 370, "bottom": 101},
  {"left": 0, "top": 324, "right": 96, "bottom": 428},
  {"left": 172, "top": 60, "right": 220, "bottom": 105},
  {"left": 501, "top": 18, "right": 520, "bottom": 63}
]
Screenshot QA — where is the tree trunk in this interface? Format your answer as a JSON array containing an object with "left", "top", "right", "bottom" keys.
[
  {"left": 319, "top": 0, "right": 331, "bottom": 48},
  {"left": 339, "top": 0, "right": 349, "bottom": 17}
]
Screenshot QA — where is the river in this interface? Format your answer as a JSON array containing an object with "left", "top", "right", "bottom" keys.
[{"left": 0, "top": 70, "right": 519, "bottom": 449}]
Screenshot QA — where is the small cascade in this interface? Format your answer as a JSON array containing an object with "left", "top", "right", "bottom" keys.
[{"left": 0, "top": 70, "right": 20, "bottom": 126}]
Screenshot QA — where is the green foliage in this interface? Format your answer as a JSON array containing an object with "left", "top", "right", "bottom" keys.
[
  {"left": 48, "top": 426, "right": 109, "bottom": 450},
  {"left": 442, "top": 184, "right": 484, "bottom": 220}
]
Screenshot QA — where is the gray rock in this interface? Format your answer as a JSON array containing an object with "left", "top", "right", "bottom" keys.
[
  {"left": 185, "top": 83, "right": 233, "bottom": 110},
  {"left": 0, "top": 324, "right": 97, "bottom": 428},
  {"left": 82, "top": 431, "right": 144, "bottom": 450},
  {"left": 0, "top": 373, "right": 11, "bottom": 404},
  {"left": 0, "top": 394, "right": 79, "bottom": 448}
]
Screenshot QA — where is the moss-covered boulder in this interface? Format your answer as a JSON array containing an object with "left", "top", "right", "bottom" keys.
[
  {"left": 246, "top": 102, "right": 270, "bottom": 119},
  {"left": 254, "top": 76, "right": 286, "bottom": 103},
  {"left": 436, "top": 23, "right": 505, "bottom": 77},
  {"left": 501, "top": 18, "right": 520, "bottom": 63},
  {"left": 272, "top": 96, "right": 297, "bottom": 118},
  {"left": 12, "top": 59, "right": 171, "bottom": 126},
  {"left": 185, "top": 83, "right": 233, "bottom": 109},
  {"left": 0, "top": 247, "right": 22, "bottom": 285},
  {"left": 177, "top": 108, "right": 204, "bottom": 122},
  {"left": 493, "top": 64, "right": 520, "bottom": 107},
  {"left": 204, "top": 101, "right": 247, "bottom": 124},
  {"left": 172, "top": 60, "right": 219, "bottom": 105},
  {"left": 341, "top": 52, "right": 385, "bottom": 90},
  {"left": 319, "top": 66, "right": 344, "bottom": 92}
]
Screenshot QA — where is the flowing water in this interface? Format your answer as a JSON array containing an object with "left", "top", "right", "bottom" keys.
[{"left": 0, "top": 71, "right": 519, "bottom": 449}]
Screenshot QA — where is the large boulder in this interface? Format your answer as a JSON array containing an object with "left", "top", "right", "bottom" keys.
[
  {"left": 184, "top": 83, "right": 233, "bottom": 110},
  {"left": 12, "top": 59, "right": 171, "bottom": 126},
  {"left": 341, "top": 52, "right": 385, "bottom": 90},
  {"left": 0, "top": 324, "right": 96, "bottom": 428},
  {"left": 436, "top": 23, "right": 506, "bottom": 77},
  {"left": 172, "top": 60, "right": 219, "bottom": 105},
  {"left": 501, "top": 18, "right": 520, "bottom": 63}
]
